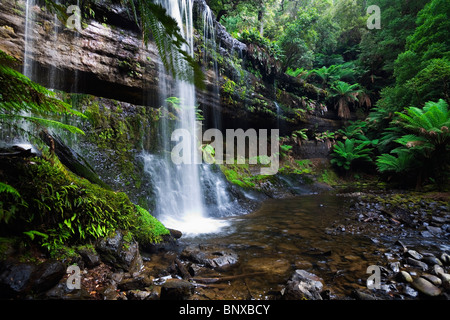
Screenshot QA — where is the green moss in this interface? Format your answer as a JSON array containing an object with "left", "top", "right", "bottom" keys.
[
  {"left": 133, "top": 205, "right": 170, "bottom": 245},
  {"left": 0, "top": 151, "right": 168, "bottom": 256}
]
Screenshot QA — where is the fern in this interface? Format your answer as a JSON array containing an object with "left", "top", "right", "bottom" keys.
[
  {"left": 395, "top": 99, "right": 450, "bottom": 146},
  {"left": 331, "top": 139, "right": 373, "bottom": 171},
  {"left": 0, "top": 182, "right": 21, "bottom": 198},
  {"left": 128, "top": 0, "right": 205, "bottom": 89},
  {"left": 0, "top": 55, "right": 85, "bottom": 136},
  {"left": 376, "top": 150, "right": 416, "bottom": 173}
]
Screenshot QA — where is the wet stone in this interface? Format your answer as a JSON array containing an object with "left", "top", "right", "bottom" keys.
[
  {"left": 406, "top": 250, "right": 423, "bottom": 260},
  {"left": 422, "top": 255, "right": 442, "bottom": 266},
  {"left": 412, "top": 277, "right": 441, "bottom": 297},
  {"left": 441, "top": 253, "right": 450, "bottom": 265},
  {"left": 406, "top": 258, "right": 428, "bottom": 271},
  {"left": 180, "top": 245, "right": 238, "bottom": 270},
  {"left": 160, "top": 279, "right": 194, "bottom": 300},
  {"left": 421, "top": 274, "right": 442, "bottom": 286},
  {"left": 283, "top": 270, "right": 324, "bottom": 300},
  {"left": 398, "top": 271, "right": 413, "bottom": 283}
]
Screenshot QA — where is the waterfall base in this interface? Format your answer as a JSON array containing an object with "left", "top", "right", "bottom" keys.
[{"left": 160, "top": 213, "right": 229, "bottom": 237}]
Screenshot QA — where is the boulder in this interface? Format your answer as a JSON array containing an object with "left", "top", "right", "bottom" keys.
[
  {"left": 31, "top": 260, "right": 66, "bottom": 293},
  {"left": 283, "top": 269, "right": 324, "bottom": 300},
  {"left": 96, "top": 230, "right": 143, "bottom": 273},
  {"left": 78, "top": 247, "right": 101, "bottom": 268},
  {"left": 160, "top": 279, "right": 194, "bottom": 300},
  {"left": 181, "top": 245, "right": 238, "bottom": 270},
  {"left": 0, "top": 259, "right": 65, "bottom": 298},
  {"left": 0, "top": 262, "right": 35, "bottom": 298}
]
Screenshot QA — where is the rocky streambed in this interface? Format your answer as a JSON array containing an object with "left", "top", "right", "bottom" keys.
[{"left": 1, "top": 190, "right": 449, "bottom": 300}]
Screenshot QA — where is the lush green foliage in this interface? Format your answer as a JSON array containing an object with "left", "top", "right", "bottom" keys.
[
  {"left": 125, "top": 0, "right": 205, "bottom": 88},
  {"left": 331, "top": 139, "right": 373, "bottom": 171},
  {"left": 0, "top": 152, "right": 169, "bottom": 253},
  {"left": 0, "top": 51, "right": 85, "bottom": 136}
]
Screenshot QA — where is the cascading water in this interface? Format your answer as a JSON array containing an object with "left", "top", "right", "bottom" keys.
[
  {"left": 14, "top": 0, "right": 36, "bottom": 141},
  {"left": 142, "top": 0, "right": 230, "bottom": 236},
  {"left": 23, "top": 0, "right": 35, "bottom": 80},
  {"left": 275, "top": 101, "right": 282, "bottom": 129},
  {"left": 201, "top": 4, "right": 221, "bottom": 129}
]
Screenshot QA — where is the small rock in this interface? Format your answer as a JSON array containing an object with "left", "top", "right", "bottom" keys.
[
  {"left": 126, "top": 289, "right": 152, "bottom": 300},
  {"left": 431, "top": 216, "right": 447, "bottom": 225},
  {"left": 283, "top": 269, "right": 324, "bottom": 300},
  {"left": 412, "top": 277, "right": 441, "bottom": 297},
  {"left": 433, "top": 264, "right": 445, "bottom": 277},
  {"left": 398, "top": 271, "right": 413, "bottom": 283},
  {"left": 406, "top": 257, "right": 428, "bottom": 271},
  {"left": 181, "top": 245, "right": 238, "bottom": 270},
  {"left": 78, "top": 247, "right": 101, "bottom": 268},
  {"left": 389, "top": 262, "right": 400, "bottom": 273},
  {"left": 168, "top": 229, "right": 182, "bottom": 239},
  {"left": 440, "top": 253, "right": 450, "bottom": 265},
  {"left": 352, "top": 289, "right": 378, "bottom": 300},
  {"left": 422, "top": 255, "right": 442, "bottom": 266},
  {"left": 421, "top": 274, "right": 442, "bottom": 286},
  {"left": 406, "top": 250, "right": 423, "bottom": 260},
  {"left": 439, "top": 273, "right": 450, "bottom": 288},
  {"left": 395, "top": 240, "right": 407, "bottom": 252},
  {"left": 117, "top": 274, "right": 153, "bottom": 291},
  {"left": 421, "top": 231, "right": 433, "bottom": 238},
  {"left": 403, "top": 285, "right": 418, "bottom": 298},
  {"left": 426, "top": 225, "right": 442, "bottom": 235}
]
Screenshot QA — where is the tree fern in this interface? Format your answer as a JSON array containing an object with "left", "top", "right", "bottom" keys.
[
  {"left": 396, "top": 99, "right": 450, "bottom": 147},
  {"left": 127, "top": 0, "right": 205, "bottom": 89},
  {"left": 329, "top": 81, "right": 361, "bottom": 119},
  {"left": 331, "top": 139, "right": 372, "bottom": 170},
  {"left": 376, "top": 150, "right": 416, "bottom": 173},
  {"left": 0, "top": 52, "right": 85, "bottom": 136}
]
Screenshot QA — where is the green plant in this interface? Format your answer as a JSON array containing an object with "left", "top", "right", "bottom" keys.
[
  {"left": 125, "top": 0, "right": 204, "bottom": 88},
  {"left": 376, "top": 150, "right": 416, "bottom": 173},
  {"left": 377, "top": 99, "right": 450, "bottom": 187},
  {"left": 222, "top": 78, "right": 237, "bottom": 94},
  {"left": 132, "top": 205, "right": 170, "bottom": 245},
  {"left": 0, "top": 51, "right": 85, "bottom": 137},
  {"left": 331, "top": 139, "right": 373, "bottom": 171},
  {"left": 329, "top": 81, "right": 361, "bottom": 119}
]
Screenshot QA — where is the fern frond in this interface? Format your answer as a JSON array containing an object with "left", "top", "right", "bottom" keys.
[
  {"left": 376, "top": 151, "right": 416, "bottom": 173},
  {"left": 0, "top": 114, "right": 85, "bottom": 135},
  {"left": 0, "top": 182, "right": 21, "bottom": 198},
  {"left": 130, "top": 1, "right": 205, "bottom": 89}
]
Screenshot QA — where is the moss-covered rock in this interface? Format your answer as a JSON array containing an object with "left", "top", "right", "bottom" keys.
[{"left": 0, "top": 150, "right": 169, "bottom": 258}]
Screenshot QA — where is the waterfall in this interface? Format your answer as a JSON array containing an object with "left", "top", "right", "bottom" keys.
[
  {"left": 143, "top": 0, "right": 229, "bottom": 236},
  {"left": 14, "top": 0, "right": 36, "bottom": 141},
  {"left": 23, "top": 0, "right": 35, "bottom": 80},
  {"left": 275, "top": 102, "right": 282, "bottom": 129},
  {"left": 201, "top": 4, "right": 221, "bottom": 129}
]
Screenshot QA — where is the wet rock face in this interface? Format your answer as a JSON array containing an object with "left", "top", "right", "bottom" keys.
[{"left": 0, "top": 1, "right": 163, "bottom": 105}]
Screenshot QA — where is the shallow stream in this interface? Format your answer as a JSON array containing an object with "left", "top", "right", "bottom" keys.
[{"left": 175, "top": 192, "right": 449, "bottom": 299}]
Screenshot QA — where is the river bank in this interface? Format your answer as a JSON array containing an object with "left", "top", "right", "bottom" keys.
[{"left": 1, "top": 186, "right": 448, "bottom": 300}]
